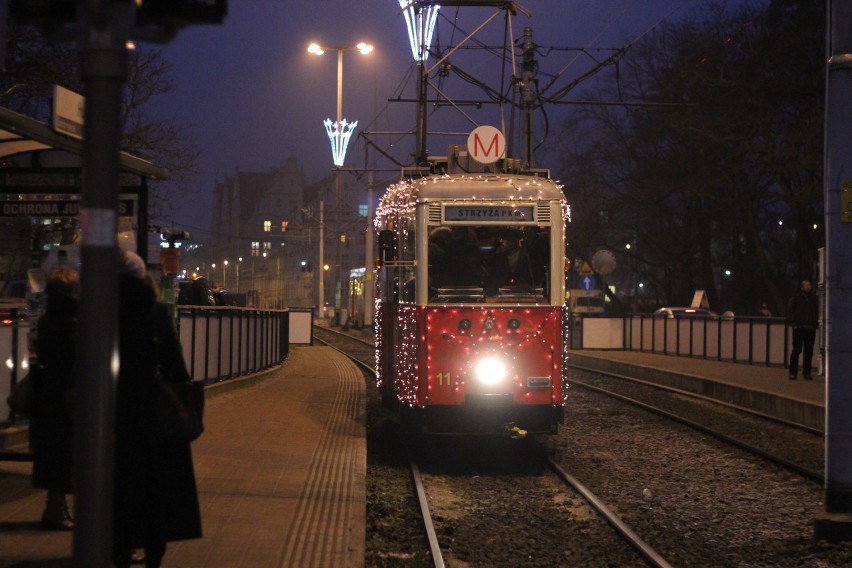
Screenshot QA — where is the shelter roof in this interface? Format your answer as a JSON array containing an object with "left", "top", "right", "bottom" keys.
[{"left": 0, "top": 106, "right": 169, "bottom": 180}]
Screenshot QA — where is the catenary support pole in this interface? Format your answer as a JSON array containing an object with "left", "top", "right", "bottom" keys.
[
  {"left": 319, "top": 200, "right": 325, "bottom": 317},
  {"left": 364, "top": 170, "right": 374, "bottom": 328},
  {"left": 818, "top": 0, "right": 852, "bottom": 542}
]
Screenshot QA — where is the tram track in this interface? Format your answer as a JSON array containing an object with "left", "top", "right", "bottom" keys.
[
  {"left": 566, "top": 363, "right": 824, "bottom": 484},
  {"left": 316, "top": 324, "right": 675, "bottom": 567},
  {"left": 568, "top": 362, "right": 823, "bottom": 435},
  {"left": 409, "top": 435, "right": 673, "bottom": 567},
  {"left": 312, "top": 331, "right": 852, "bottom": 566}
]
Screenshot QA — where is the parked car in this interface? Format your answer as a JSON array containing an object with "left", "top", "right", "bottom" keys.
[
  {"left": 0, "top": 297, "right": 27, "bottom": 325},
  {"left": 653, "top": 307, "right": 718, "bottom": 319},
  {"left": 178, "top": 277, "right": 216, "bottom": 306}
]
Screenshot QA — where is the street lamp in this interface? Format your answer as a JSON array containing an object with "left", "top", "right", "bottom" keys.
[
  {"left": 223, "top": 260, "right": 228, "bottom": 288},
  {"left": 308, "top": 40, "right": 373, "bottom": 319},
  {"left": 307, "top": 41, "right": 373, "bottom": 167}
]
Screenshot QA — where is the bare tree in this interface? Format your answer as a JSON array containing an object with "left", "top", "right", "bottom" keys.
[
  {"left": 0, "top": 27, "right": 198, "bottom": 223},
  {"left": 555, "top": 0, "right": 823, "bottom": 315}
]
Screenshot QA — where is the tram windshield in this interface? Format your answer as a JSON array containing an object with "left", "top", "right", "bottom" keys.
[{"left": 427, "top": 225, "right": 551, "bottom": 303}]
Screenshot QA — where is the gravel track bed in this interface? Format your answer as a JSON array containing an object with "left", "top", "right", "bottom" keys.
[
  {"left": 417, "top": 440, "right": 645, "bottom": 567},
  {"left": 548, "top": 385, "right": 852, "bottom": 567},
  {"left": 569, "top": 368, "right": 825, "bottom": 475}
]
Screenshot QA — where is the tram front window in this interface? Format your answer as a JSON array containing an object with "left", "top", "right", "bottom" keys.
[{"left": 428, "top": 225, "right": 550, "bottom": 303}]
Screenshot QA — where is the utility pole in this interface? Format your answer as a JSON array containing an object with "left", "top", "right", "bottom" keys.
[
  {"left": 818, "top": 0, "right": 852, "bottom": 542},
  {"left": 364, "top": 170, "right": 375, "bottom": 327},
  {"left": 416, "top": 56, "right": 428, "bottom": 163},
  {"left": 8, "top": 2, "right": 227, "bottom": 563},
  {"left": 74, "top": 4, "right": 130, "bottom": 564},
  {"left": 521, "top": 27, "right": 536, "bottom": 167},
  {"left": 319, "top": 200, "right": 325, "bottom": 317}
]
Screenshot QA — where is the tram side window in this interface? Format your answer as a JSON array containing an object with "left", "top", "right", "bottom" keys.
[{"left": 428, "top": 225, "right": 550, "bottom": 303}]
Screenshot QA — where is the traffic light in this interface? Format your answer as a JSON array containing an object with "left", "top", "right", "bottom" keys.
[
  {"left": 135, "top": 0, "right": 227, "bottom": 27},
  {"left": 8, "top": 0, "right": 76, "bottom": 27},
  {"left": 7, "top": 0, "right": 228, "bottom": 31}
]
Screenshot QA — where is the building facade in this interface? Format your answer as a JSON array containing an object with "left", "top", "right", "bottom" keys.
[{"left": 203, "top": 157, "right": 371, "bottom": 314}]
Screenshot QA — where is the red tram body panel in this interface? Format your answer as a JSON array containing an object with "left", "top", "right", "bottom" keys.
[{"left": 374, "top": 167, "right": 569, "bottom": 436}]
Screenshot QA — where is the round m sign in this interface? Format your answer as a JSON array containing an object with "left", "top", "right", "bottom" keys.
[{"left": 467, "top": 125, "right": 506, "bottom": 164}]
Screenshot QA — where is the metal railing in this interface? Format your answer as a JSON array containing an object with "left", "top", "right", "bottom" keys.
[
  {"left": 1, "top": 306, "right": 292, "bottom": 428},
  {"left": 177, "top": 305, "right": 290, "bottom": 383},
  {"left": 570, "top": 313, "right": 800, "bottom": 368}
]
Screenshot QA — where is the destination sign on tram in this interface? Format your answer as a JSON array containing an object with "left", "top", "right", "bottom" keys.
[{"left": 443, "top": 205, "right": 534, "bottom": 222}]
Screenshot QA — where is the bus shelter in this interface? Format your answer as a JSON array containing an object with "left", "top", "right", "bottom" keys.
[{"left": 0, "top": 105, "right": 169, "bottom": 299}]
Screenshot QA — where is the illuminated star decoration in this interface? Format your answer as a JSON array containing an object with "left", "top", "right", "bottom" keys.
[
  {"left": 324, "top": 118, "right": 358, "bottom": 167},
  {"left": 399, "top": 0, "right": 440, "bottom": 61}
]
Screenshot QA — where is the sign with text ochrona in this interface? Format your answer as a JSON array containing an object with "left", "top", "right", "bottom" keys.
[{"left": 0, "top": 195, "right": 137, "bottom": 218}]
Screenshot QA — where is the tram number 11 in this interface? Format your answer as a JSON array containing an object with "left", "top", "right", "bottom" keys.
[{"left": 436, "top": 372, "right": 452, "bottom": 386}]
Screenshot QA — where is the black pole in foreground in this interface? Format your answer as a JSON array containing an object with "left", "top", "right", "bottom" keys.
[{"left": 73, "top": 3, "right": 129, "bottom": 565}]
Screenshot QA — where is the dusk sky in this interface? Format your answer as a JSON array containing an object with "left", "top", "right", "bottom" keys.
[{"left": 149, "top": 0, "right": 712, "bottom": 236}]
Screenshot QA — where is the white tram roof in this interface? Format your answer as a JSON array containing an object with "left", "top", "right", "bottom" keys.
[
  {"left": 375, "top": 173, "right": 565, "bottom": 228},
  {"left": 411, "top": 173, "right": 563, "bottom": 202}
]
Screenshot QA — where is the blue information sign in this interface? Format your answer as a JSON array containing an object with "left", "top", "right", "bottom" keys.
[{"left": 579, "top": 275, "right": 596, "bottom": 291}]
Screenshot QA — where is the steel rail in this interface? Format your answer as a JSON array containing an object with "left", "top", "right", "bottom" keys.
[
  {"left": 410, "top": 460, "right": 446, "bottom": 568},
  {"left": 568, "top": 362, "right": 823, "bottom": 436},
  {"left": 546, "top": 457, "right": 674, "bottom": 568},
  {"left": 569, "top": 377, "right": 824, "bottom": 484},
  {"left": 313, "top": 327, "right": 446, "bottom": 568}
]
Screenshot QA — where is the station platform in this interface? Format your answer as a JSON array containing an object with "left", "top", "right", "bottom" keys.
[
  {"left": 569, "top": 349, "right": 825, "bottom": 431},
  {"left": 0, "top": 345, "right": 366, "bottom": 568}
]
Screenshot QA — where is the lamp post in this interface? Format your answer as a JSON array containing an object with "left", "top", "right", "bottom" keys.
[
  {"left": 308, "top": 40, "right": 373, "bottom": 319},
  {"left": 223, "top": 259, "right": 228, "bottom": 289},
  {"left": 307, "top": 41, "right": 373, "bottom": 167}
]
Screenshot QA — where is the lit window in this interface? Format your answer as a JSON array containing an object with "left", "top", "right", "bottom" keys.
[
  {"left": 251, "top": 242, "right": 260, "bottom": 257},
  {"left": 359, "top": 204, "right": 368, "bottom": 217},
  {"left": 263, "top": 220, "right": 271, "bottom": 232},
  {"left": 263, "top": 242, "right": 271, "bottom": 251},
  {"left": 281, "top": 221, "right": 289, "bottom": 233}
]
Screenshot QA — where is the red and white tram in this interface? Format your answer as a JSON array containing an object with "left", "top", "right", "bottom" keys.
[{"left": 374, "top": 158, "right": 569, "bottom": 436}]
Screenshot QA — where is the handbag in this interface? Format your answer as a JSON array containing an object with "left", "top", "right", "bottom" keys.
[
  {"left": 144, "top": 312, "right": 205, "bottom": 444},
  {"left": 146, "top": 376, "right": 205, "bottom": 444},
  {"left": 6, "top": 364, "right": 41, "bottom": 417}
]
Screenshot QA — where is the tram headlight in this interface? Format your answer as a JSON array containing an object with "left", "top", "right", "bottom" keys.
[{"left": 475, "top": 356, "right": 507, "bottom": 385}]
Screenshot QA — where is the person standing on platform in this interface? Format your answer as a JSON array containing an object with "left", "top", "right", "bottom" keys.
[
  {"left": 31, "top": 267, "right": 79, "bottom": 530},
  {"left": 113, "top": 250, "right": 202, "bottom": 568},
  {"left": 786, "top": 279, "right": 819, "bottom": 380}
]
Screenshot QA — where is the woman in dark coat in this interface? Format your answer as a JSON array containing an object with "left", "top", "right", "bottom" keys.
[
  {"left": 113, "top": 251, "right": 202, "bottom": 568},
  {"left": 32, "top": 267, "right": 79, "bottom": 530}
]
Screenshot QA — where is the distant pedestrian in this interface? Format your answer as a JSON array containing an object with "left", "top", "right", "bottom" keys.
[
  {"left": 31, "top": 267, "right": 79, "bottom": 530},
  {"left": 786, "top": 279, "right": 818, "bottom": 380}
]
